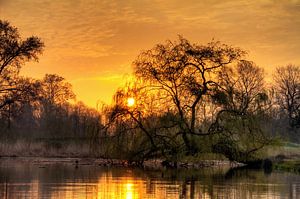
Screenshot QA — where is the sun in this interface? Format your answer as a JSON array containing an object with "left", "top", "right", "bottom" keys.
[{"left": 127, "top": 97, "right": 135, "bottom": 107}]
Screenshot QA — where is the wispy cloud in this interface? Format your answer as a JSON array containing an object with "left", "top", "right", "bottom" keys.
[
  {"left": 1, "top": 0, "right": 300, "bottom": 106},
  {"left": 72, "top": 74, "right": 124, "bottom": 83}
]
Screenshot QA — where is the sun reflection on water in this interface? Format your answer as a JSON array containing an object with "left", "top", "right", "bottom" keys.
[
  {"left": 125, "top": 183, "right": 133, "bottom": 199},
  {"left": 0, "top": 166, "right": 299, "bottom": 199}
]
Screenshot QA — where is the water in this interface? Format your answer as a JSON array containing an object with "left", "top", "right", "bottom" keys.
[{"left": 0, "top": 160, "right": 299, "bottom": 199}]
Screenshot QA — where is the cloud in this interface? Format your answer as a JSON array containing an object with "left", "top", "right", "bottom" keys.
[
  {"left": 2, "top": 0, "right": 300, "bottom": 106},
  {"left": 72, "top": 74, "right": 124, "bottom": 83}
]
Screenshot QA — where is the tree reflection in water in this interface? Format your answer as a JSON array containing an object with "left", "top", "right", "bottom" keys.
[{"left": 0, "top": 162, "right": 299, "bottom": 199}]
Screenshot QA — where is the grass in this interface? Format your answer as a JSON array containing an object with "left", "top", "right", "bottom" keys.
[
  {"left": 265, "top": 141, "right": 300, "bottom": 158},
  {"left": 274, "top": 160, "right": 300, "bottom": 173},
  {"left": 266, "top": 142, "right": 300, "bottom": 174},
  {"left": 1, "top": 139, "right": 299, "bottom": 173},
  {"left": 0, "top": 139, "right": 91, "bottom": 158}
]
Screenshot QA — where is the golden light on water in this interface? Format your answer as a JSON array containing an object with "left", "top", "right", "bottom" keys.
[
  {"left": 2, "top": 168, "right": 297, "bottom": 199},
  {"left": 125, "top": 183, "right": 134, "bottom": 199},
  {"left": 127, "top": 98, "right": 135, "bottom": 107}
]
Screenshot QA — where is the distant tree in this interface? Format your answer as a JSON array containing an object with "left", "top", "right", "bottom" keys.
[
  {"left": 212, "top": 61, "right": 272, "bottom": 161},
  {"left": 273, "top": 64, "right": 300, "bottom": 128},
  {"left": 216, "top": 60, "right": 267, "bottom": 113},
  {"left": 41, "top": 74, "right": 75, "bottom": 105},
  {"left": 2, "top": 78, "right": 42, "bottom": 131},
  {"left": 0, "top": 20, "right": 44, "bottom": 109},
  {"left": 38, "top": 74, "right": 75, "bottom": 138},
  {"left": 0, "top": 77, "right": 44, "bottom": 140}
]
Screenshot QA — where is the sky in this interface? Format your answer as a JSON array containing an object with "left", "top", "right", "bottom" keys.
[{"left": 1, "top": 0, "right": 300, "bottom": 107}]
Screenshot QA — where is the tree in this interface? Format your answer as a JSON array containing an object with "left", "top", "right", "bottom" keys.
[
  {"left": 38, "top": 74, "right": 75, "bottom": 138},
  {"left": 41, "top": 74, "right": 75, "bottom": 105},
  {"left": 107, "top": 82, "right": 164, "bottom": 162},
  {"left": 216, "top": 60, "right": 267, "bottom": 113},
  {"left": 211, "top": 61, "right": 272, "bottom": 161},
  {"left": 133, "top": 37, "right": 244, "bottom": 154},
  {"left": 0, "top": 78, "right": 41, "bottom": 128},
  {"left": 0, "top": 20, "right": 44, "bottom": 109},
  {"left": 107, "top": 37, "right": 245, "bottom": 159},
  {"left": 0, "top": 78, "right": 43, "bottom": 137},
  {"left": 273, "top": 64, "right": 300, "bottom": 128},
  {"left": 106, "top": 37, "right": 275, "bottom": 163}
]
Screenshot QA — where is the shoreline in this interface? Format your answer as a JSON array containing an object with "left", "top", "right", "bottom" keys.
[
  {"left": 1, "top": 156, "right": 299, "bottom": 175},
  {"left": 0, "top": 156, "right": 244, "bottom": 170}
]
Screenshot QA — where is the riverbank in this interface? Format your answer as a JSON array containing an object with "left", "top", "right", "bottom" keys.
[
  {"left": 1, "top": 140, "right": 299, "bottom": 172},
  {"left": 0, "top": 156, "right": 244, "bottom": 170},
  {"left": 0, "top": 139, "right": 244, "bottom": 169},
  {"left": 1, "top": 154, "right": 299, "bottom": 174},
  {"left": 274, "top": 160, "right": 300, "bottom": 173},
  {"left": 267, "top": 142, "right": 300, "bottom": 174}
]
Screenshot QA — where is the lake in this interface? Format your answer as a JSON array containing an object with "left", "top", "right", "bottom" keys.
[{"left": 0, "top": 160, "right": 299, "bottom": 199}]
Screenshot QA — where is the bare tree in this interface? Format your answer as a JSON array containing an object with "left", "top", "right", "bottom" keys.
[
  {"left": 212, "top": 61, "right": 272, "bottom": 161},
  {"left": 105, "top": 37, "right": 275, "bottom": 162},
  {"left": 133, "top": 37, "right": 244, "bottom": 153},
  {"left": 217, "top": 60, "right": 267, "bottom": 113},
  {"left": 273, "top": 64, "right": 300, "bottom": 128},
  {"left": 0, "top": 20, "right": 44, "bottom": 109},
  {"left": 41, "top": 74, "right": 75, "bottom": 105},
  {"left": 106, "top": 37, "right": 245, "bottom": 157},
  {"left": 0, "top": 78, "right": 41, "bottom": 129}
]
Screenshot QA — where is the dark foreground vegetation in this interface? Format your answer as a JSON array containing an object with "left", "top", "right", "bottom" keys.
[{"left": 0, "top": 20, "right": 299, "bottom": 169}]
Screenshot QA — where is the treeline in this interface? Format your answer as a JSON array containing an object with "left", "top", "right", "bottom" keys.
[
  {"left": 0, "top": 74, "right": 101, "bottom": 140},
  {"left": 0, "top": 20, "right": 102, "bottom": 156},
  {"left": 1, "top": 20, "right": 299, "bottom": 162}
]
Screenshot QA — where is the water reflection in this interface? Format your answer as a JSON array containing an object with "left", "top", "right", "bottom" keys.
[{"left": 0, "top": 161, "right": 299, "bottom": 199}]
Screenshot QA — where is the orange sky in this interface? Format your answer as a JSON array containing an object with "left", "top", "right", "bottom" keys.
[{"left": 1, "top": 0, "right": 300, "bottom": 107}]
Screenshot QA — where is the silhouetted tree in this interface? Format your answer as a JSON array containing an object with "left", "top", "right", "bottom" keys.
[
  {"left": 41, "top": 74, "right": 75, "bottom": 105},
  {"left": 210, "top": 60, "right": 272, "bottom": 161},
  {"left": 38, "top": 74, "right": 75, "bottom": 138},
  {"left": 216, "top": 60, "right": 267, "bottom": 112},
  {"left": 0, "top": 78, "right": 41, "bottom": 129},
  {"left": 273, "top": 64, "right": 300, "bottom": 128},
  {"left": 106, "top": 37, "right": 276, "bottom": 163},
  {"left": 0, "top": 20, "right": 44, "bottom": 110},
  {"left": 133, "top": 37, "right": 244, "bottom": 154}
]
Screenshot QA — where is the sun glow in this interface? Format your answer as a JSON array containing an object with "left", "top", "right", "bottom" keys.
[
  {"left": 127, "top": 97, "right": 135, "bottom": 107},
  {"left": 125, "top": 183, "right": 133, "bottom": 199}
]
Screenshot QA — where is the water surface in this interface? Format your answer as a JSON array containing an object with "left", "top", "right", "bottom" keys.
[{"left": 0, "top": 160, "right": 299, "bottom": 198}]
